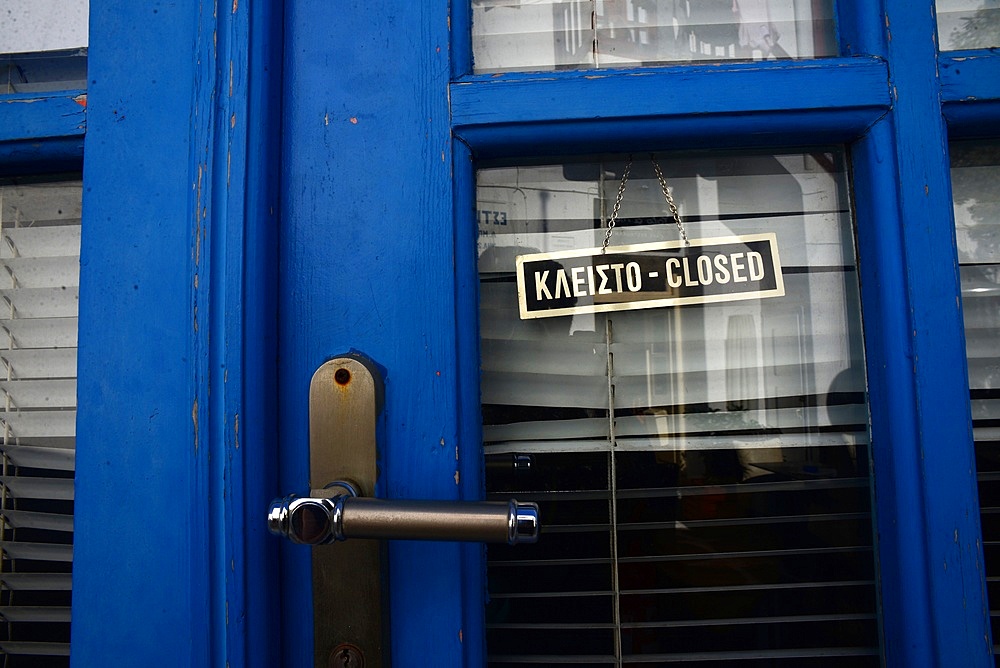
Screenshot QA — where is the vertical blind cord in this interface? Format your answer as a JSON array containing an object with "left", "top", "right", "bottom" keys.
[{"left": 606, "top": 317, "right": 624, "bottom": 666}]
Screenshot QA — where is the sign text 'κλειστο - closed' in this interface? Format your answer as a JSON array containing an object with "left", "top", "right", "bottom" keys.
[{"left": 515, "top": 234, "right": 785, "bottom": 319}]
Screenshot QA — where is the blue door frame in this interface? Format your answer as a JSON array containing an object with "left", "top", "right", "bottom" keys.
[{"left": 35, "top": 0, "right": 996, "bottom": 666}]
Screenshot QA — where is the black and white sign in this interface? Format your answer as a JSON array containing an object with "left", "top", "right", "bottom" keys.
[{"left": 515, "top": 234, "right": 784, "bottom": 319}]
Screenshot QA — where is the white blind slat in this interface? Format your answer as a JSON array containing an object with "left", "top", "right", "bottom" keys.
[
  {"left": 972, "top": 398, "right": 1000, "bottom": 421},
  {"left": 0, "top": 348, "right": 77, "bottom": 379},
  {"left": 481, "top": 372, "right": 610, "bottom": 409},
  {"left": 0, "top": 410, "right": 77, "bottom": 438},
  {"left": 0, "top": 256, "right": 80, "bottom": 289},
  {"left": 1, "top": 510, "right": 73, "bottom": 532},
  {"left": 0, "top": 606, "right": 71, "bottom": 623},
  {"left": 0, "top": 379, "right": 77, "bottom": 409},
  {"left": 0, "top": 476, "right": 73, "bottom": 500},
  {"left": 485, "top": 417, "right": 607, "bottom": 443},
  {"left": 0, "top": 542, "right": 72, "bottom": 562},
  {"left": 0, "top": 573, "right": 72, "bottom": 591},
  {"left": 0, "top": 445, "right": 74, "bottom": 471},
  {"left": 0, "top": 225, "right": 81, "bottom": 260},
  {"left": 0, "top": 317, "right": 78, "bottom": 348},
  {"left": 487, "top": 432, "right": 867, "bottom": 454},
  {"left": 0, "top": 641, "right": 71, "bottom": 656},
  {"left": 481, "top": 338, "right": 608, "bottom": 376},
  {"left": 0, "top": 286, "right": 79, "bottom": 319},
  {"left": 0, "top": 181, "right": 82, "bottom": 223}
]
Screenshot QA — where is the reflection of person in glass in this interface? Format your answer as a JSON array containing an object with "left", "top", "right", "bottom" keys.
[{"left": 734, "top": 0, "right": 790, "bottom": 58}]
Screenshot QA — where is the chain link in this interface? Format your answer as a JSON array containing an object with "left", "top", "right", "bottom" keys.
[
  {"left": 651, "top": 154, "right": 690, "bottom": 247},
  {"left": 601, "top": 154, "right": 689, "bottom": 253},
  {"left": 601, "top": 156, "right": 632, "bottom": 253}
]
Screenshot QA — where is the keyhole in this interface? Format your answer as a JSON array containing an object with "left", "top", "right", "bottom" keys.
[{"left": 329, "top": 644, "right": 363, "bottom": 668}]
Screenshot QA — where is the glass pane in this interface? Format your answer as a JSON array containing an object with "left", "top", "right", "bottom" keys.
[
  {"left": 0, "top": 175, "right": 80, "bottom": 668},
  {"left": 0, "top": 1, "right": 88, "bottom": 54},
  {"left": 951, "top": 140, "right": 1000, "bottom": 663},
  {"left": 1, "top": 50, "right": 87, "bottom": 94},
  {"left": 472, "top": 0, "right": 838, "bottom": 73},
  {"left": 937, "top": 0, "right": 1000, "bottom": 51},
  {"left": 478, "top": 152, "right": 878, "bottom": 665},
  {"left": 1, "top": 0, "right": 89, "bottom": 94}
]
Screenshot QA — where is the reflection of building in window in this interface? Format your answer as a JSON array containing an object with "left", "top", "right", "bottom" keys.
[
  {"left": 472, "top": 0, "right": 837, "bottom": 72},
  {"left": 735, "top": 0, "right": 788, "bottom": 57},
  {"left": 936, "top": 0, "right": 1000, "bottom": 51}
]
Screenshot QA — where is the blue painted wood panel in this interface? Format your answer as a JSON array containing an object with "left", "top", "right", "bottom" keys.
[
  {"left": 0, "top": 92, "right": 86, "bottom": 143},
  {"left": 279, "top": 1, "right": 467, "bottom": 665},
  {"left": 0, "top": 92, "right": 85, "bottom": 172},
  {"left": 71, "top": 0, "right": 278, "bottom": 666},
  {"left": 940, "top": 53, "right": 1000, "bottom": 134},
  {"left": 940, "top": 53, "right": 1000, "bottom": 103},
  {"left": 847, "top": 1, "right": 993, "bottom": 665},
  {"left": 63, "top": 0, "right": 1000, "bottom": 666},
  {"left": 451, "top": 58, "right": 891, "bottom": 156}
]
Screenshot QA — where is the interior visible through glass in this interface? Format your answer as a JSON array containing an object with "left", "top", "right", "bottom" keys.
[
  {"left": 951, "top": 140, "right": 1000, "bottom": 665},
  {"left": 1, "top": 50, "right": 87, "bottom": 94},
  {"left": 1, "top": 0, "right": 89, "bottom": 94},
  {"left": 936, "top": 0, "right": 1000, "bottom": 51},
  {"left": 0, "top": 176, "right": 80, "bottom": 667},
  {"left": 478, "top": 152, "right": 879, "bottom": 666},
  {"left": 471, "top": 0, "right": 838, "bottom": 73}
]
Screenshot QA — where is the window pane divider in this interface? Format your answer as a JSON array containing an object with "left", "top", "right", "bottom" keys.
[{"left": 451, "top": 57, "right": 890, "bottom": 156}]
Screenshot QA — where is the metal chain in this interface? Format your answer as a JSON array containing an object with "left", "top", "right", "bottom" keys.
[
  {"left": 651, "top": 154, "right": 690, "bottom": 247},
  {"left": 601, "top": 156, "right": 632, "bottom": 253},
  {"left": 601, "top": 154, "right": 690, "bottom": 252}
]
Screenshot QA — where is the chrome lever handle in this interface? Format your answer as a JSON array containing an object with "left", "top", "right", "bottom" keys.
[
  {"left": 282, "top": 356, "right": 542, "bottom": 666},
  {"left": 267, "top": 485, "right": 539, "bottom": 546}
]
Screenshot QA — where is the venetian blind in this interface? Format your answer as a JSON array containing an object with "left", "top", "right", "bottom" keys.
[
  {"left": 951, "top": 141, "right": 1000, "bottom": 664},
  {"left": 0, "top": 177, "right": 79, "bottom": 667},
  {"left": 478, "top": 153, "right": 879, "bottom": 666}
]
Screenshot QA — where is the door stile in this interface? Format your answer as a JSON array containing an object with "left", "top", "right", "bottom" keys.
[
  {"left": 453, "top": 138, "right": 488, "bottom": 666},
  {"left": 278, "top": 1, "right": 466, "bottom": 665}
]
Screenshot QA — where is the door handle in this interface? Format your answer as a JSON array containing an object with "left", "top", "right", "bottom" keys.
[
  {"left": 267, "top": 482, "right": 539, "bottom": 545},
  {"left": 268, "top": 355, "right": 540, "bottom": 667}
]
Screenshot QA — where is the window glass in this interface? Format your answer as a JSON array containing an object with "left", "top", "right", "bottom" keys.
[
  {"left": 937, "top": 0, "right": 1000, "bottom": 51},
  {"left": 0, "top": 0, "right": 88, "bottom": 54},
  {"left": 951, "top": 140, "right": 1000, "bottom": 662},
  {"left": 472, "top": 0, "right": 838, "bottom": 73},
  {"left": 0, "top": 175, "right": 80, "bottom": 667},
  {"left": 478, "top": 151, "right": 878, "bottom": 665},
  {"left": 1, "top": 51, "right": 87, "bottom": 94},
  {"left": 1, "top": 0, "right": 88, "bottom": 93}
]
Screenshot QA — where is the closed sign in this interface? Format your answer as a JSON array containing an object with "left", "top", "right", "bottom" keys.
[{"left": 515, "top": 234, "right": 785, "bottom": 319}]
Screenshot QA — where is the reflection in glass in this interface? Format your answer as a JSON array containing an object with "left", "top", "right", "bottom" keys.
[
  {"left": 937, "top": 0, "right": 1000, "bottom": 51},
  {"left": 1, "top": 50, "right": 87, "bottom": 94},
  {"left": 952, "top": 141, "right": 1000, "bottom": 665},
  {"left": 478, "top": 153, "right": 878, "bottom": 665},
  {"left": 472, "top": 0, "right": 837, "bottom": 73}
]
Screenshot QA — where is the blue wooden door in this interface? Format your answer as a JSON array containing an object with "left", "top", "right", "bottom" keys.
[
  {"left": 67, "top": 0, "right": 997, "bottom": 666},
  {"left": 277, "top": 2, "right": 477, "bottom": 666}
]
